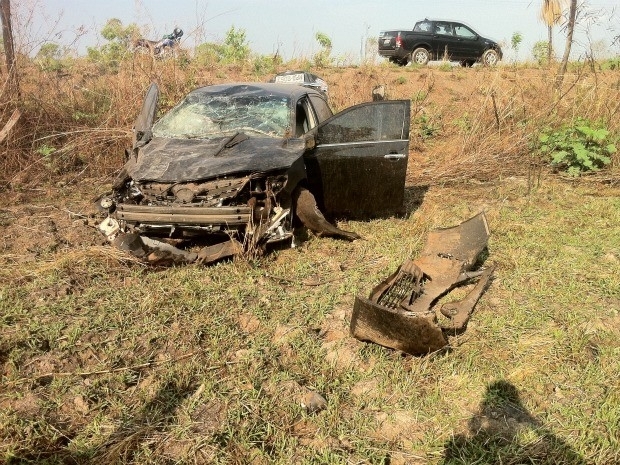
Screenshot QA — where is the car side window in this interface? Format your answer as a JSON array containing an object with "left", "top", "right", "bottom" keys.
[
  {"left": 317, "top": 102, "right": 408, "bottom": 144},
  {"left": 296, "top": 97, "right": 321, "bottom": 136},
  {"left": 413, "top": 21, "right": 432, "bottom": 32},
  {"left": 454, "top": 25, "right": 477, "bottom": 39},
  {"left": 308, "top": 95, "right": 333, "bottom": 123},
  {"left": 434, "top": 22, "right": 453, "bottom": 36}
]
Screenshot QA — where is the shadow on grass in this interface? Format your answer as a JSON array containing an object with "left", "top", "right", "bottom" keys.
[
  {"left": 9, "top": 376, "right": 197, "bottom": 464},
  {"left": 403, "top": 185, "right": 429, "bottom": 218},
  {"left": 88, "top": 377, "right": 197, "bottom": 463},
  {"left": 442, "top": 380, "right": 587, "bottom": 465}
]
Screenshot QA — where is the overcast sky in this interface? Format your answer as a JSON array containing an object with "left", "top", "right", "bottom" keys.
[{"left": 20, "top": 0, "right": 620, "bottom": 62}]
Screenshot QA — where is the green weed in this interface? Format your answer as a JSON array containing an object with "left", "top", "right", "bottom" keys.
[{"left": 538, "top": 119, "right": 616, "bottom": 176}]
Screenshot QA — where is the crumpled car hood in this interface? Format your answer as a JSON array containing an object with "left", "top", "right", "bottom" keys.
[{"left": 127, "top": 136, "right": 306, "bottom": 183}]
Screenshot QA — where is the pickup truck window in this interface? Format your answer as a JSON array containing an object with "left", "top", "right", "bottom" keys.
[
  {"left": 434, "top": 22, "right": 454, "bottom": 36},
  {"left": 454, "top": 25, "right": 477, "bottom": 39},
  {"left": 413, "top": 21, "right": 432, "bottom": 32}
]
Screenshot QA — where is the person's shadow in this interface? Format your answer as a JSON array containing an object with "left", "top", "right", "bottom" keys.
[{"left": 442, "top": 380, "right": 588, "bottom": 464}]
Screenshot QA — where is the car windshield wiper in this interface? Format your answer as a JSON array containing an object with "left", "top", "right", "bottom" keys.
[{"left": 213, "top": 132, "right": 249, "bottom": 157}]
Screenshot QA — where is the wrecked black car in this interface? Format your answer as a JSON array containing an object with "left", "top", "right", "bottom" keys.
[{"left": 96, "top": 81, "right": 411, "bottom": 265}]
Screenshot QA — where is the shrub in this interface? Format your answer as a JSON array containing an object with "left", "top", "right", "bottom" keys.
[
  {"left": 36, "top": 43, "right": 69, "bottom": 72},
  {"left": 220, "top": 26, "right": 251, "bottom": 64},
  {"left": 86, "top": 18, "right": 138, "bottom": 72},
  {"left": 194, "top": 26, "right": 251, "bottom": 67},
  {"left": 194, "top": 42, "right": 221, "bottom": 68},
  {"left": 313, "top": 32, "right": 333, "bottom": 68},
  {"left": 532, "top": 41, "right": 550, "bottom": 65},
  {"left": 538, "top": 119, "right": 617, "bottom": 176}
]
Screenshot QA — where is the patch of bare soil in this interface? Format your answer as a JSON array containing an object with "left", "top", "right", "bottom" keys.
[{"left": 0, "top": 179, "right": 104, "bottom": 265}]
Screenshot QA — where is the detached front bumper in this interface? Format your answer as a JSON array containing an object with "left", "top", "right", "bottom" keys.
[{"left": 350, "top": 212, "right": 494, "bottom": 355}]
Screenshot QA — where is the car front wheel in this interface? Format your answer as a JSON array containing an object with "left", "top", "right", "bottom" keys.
[
  {"left": 481, "top": 49, "right": 500, "bottom": 66},
  {"left": 411, "top": 48, "right": 430, "bottom": 66}
]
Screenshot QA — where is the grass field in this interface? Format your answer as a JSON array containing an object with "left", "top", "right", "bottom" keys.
[{"left": 1, "top": 58, "right": 620, "bottom": 464}]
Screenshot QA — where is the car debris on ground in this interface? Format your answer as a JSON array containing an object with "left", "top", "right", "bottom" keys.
[{"left": 350, "top": 212, "right": 494, "bottom": 355}]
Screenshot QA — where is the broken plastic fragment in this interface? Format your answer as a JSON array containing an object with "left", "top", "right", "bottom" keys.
[{"left": 350, "top": 212, "right": 493, "bottom": 355}]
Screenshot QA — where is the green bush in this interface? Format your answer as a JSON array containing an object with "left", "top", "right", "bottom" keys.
[
  {"left": 538, "top": 119, "right": 616, "bottom": 176},
  {"left": 313, "top": 32, "right": 333, "bottom": 68},
  {"left": 194, "top": 26, "right": 250, "bottom": 67},
  {"left": 532, "top": 40, "right": 550, "bottom": 65},
  {"left": 220, "top": 26, "right": 250, "bottom": 64},
  {"left": 86, "top": 18, "right": 138, "bottom": 72},
  {"left": 36, "top": 43, "right": 68, "bottom": 72},
  {"left": 194, "top": 42, "right": 221, "bottom": 67},
  {"left": 251, "top": 54, "right": 281, "bottom": 76}
]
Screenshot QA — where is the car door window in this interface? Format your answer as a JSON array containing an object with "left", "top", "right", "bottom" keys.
[
  {"left": 295, "top": 97, "right": 319, "bottom": 136},
  {"left": 434, "top": 22, "right": 453, "bottom": 36},
  {"left": 454, "top": 25, "right": 477, "bottom": 39},
  {"left": 317, "top": 101, "right": 408, "bottom": 144},
  {"left": 308, "top": 94, "right": 333, "bottom": 123}
]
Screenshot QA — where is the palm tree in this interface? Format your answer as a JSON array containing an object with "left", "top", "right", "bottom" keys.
[{"left": 540, "top": 0, "right": 565, "bottom": 64}]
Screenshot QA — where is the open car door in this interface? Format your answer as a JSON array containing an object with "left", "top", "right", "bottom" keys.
[
  {"left": 304, "top": 100, "right": 410, "bottom": 219},
  {"left": 132, "top": 82, "right": 159, "bottom": 149}
]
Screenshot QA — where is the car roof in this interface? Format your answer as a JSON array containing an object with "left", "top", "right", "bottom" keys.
[
  {"left": 187, "top": 82, "right": 323, "bottom": 100},
  {"left": 420, "top": 18, "right": 467, "bottom": 24},
  {"left": 420, "top": 18, "right": 483, "bottom": 29}
]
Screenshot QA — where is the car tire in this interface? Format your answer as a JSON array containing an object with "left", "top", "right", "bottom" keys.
[
  {"left": 481, "top": 49, "right": 500, "bottom": 66},
  {"left": 411, "top": 48, "right": 430, "bottom": 66}
]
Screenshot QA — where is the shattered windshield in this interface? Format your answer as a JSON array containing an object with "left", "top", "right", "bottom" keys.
[{"left": 152, "top": 93, "right": 292, "bottom": 139}]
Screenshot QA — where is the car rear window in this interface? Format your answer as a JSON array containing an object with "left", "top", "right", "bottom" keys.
[{"left": 413, "top": 21, "right": 432, "bottom": 32}]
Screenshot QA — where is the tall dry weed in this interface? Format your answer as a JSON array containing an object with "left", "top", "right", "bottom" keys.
[
  {"left": 403, "top": 66, "right": 620, "bottom": 184},
  {"left": 2, "top": 57, "right": 618, "bottom": 190}
]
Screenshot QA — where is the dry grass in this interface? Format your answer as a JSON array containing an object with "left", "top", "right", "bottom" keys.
[{"left": 3, "top": 55, "right": 619, "bottom": 189}]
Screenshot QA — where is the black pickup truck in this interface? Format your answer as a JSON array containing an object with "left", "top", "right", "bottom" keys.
[{"left": 378, "top": 19, "right": 502, "bottom": 67}]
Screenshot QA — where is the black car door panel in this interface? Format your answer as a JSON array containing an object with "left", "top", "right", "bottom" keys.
[{"left": 304, "top": 100, "right": 410, "bottom": 220}]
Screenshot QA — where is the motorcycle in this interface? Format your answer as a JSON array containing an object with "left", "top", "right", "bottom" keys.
[{"left": 134, "top": 28, "right": 183, "bottom": 57}]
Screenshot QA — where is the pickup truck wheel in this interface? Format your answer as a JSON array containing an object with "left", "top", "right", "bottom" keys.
[
  {"left": 411, "top": 48, "right": 430, "bottom": 65},
  {"left": 482, "top": 49, "right": 500, "bottom": 66}
]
